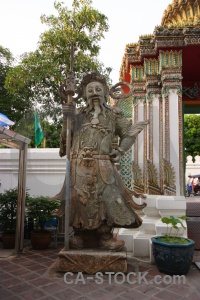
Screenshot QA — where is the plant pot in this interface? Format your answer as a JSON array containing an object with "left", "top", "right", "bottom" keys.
[
  {"left": 2, "top": 233, "right": 15, "bottom": 249},
  {"left": 151, "top": 236, "right": 195, "bottom": 275},
  {"left": 31, "top": 231, "right": 52, "bottom": 250}
]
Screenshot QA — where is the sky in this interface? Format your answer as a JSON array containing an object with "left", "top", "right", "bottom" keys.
[{"left": 0, "top": 0, "right": 171, "bottom": 83}]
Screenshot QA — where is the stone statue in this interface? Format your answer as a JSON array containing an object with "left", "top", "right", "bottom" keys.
[{"left": 53, "top": 71, "right": 147, "bottom": 251}]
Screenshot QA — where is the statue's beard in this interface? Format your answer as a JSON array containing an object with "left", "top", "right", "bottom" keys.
[{"left": 84, "top": 98, "right": 108, "bottom": 117}]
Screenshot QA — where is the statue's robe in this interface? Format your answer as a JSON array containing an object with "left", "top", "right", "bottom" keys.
[{"left": 53, "top": 107, "right": 146, "bottom": 230}]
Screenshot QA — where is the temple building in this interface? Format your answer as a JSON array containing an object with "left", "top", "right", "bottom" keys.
[{"left": 118, "top": 0, "right": 200, "bottom": 258}]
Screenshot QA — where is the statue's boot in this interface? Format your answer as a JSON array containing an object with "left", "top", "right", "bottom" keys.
[
  {"left": 69, "top": 234, "right": 83, "bottom": 249},
  {"left": 97, "top": 224, "right": 125, "bottom": 251}
]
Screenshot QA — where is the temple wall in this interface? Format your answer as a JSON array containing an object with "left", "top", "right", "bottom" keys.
[
  {"left": 185, "top": 155, "right": 200, "bottom": 178},
  {"left": 0, "top": 148, "right": 65, "bottom": 197}
]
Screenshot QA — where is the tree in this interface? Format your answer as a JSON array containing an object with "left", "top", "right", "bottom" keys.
[
  {"left": 184, "top": 114, "right": 200, "bottom": 161},
  {"left": 0, "top": 46, "right": 32, "bottom": 124},
  {"left": 5, "top": 0, "right": 111, "bottom": 122},
  {"left": 42, "top": 120, "right": 61, "bottom": 148}
]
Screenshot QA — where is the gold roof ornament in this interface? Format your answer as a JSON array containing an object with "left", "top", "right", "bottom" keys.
[
  {"left": 161, "top": 0, "right": 200, "bottom": 28},
  {"left": 119, "top": 0, "right": 200, "bottom": 82}
]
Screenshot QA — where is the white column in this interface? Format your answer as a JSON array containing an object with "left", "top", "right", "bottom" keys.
[
  {"left": 168, "top": 89, "right": 181, "bottom": 195},
  {"left": 137, "top": 100, "right": 144, "bottom": 173},
  {"left": 162, "top": 94, "right": 166, "bottom": 159},
  {"left": 152, "top": 95, "right": 160, "bottom": 175}
]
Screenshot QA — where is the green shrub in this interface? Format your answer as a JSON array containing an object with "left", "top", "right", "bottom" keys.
[
  {"left": 26, "top": 196, "right": 60, "bottom": 232},
  {"left": 0, "top": 188, "right": 30, "bottom": 233}
]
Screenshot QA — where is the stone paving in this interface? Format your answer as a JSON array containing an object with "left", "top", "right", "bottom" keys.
[{"left": 0, "top": 242, "right": 200, "bottom": 300}]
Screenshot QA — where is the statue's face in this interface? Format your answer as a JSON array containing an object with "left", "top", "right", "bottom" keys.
[{"left": 86, "top": 81, "right": 105, "bottom": 106}]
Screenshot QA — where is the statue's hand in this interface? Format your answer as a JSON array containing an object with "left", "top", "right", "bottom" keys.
[
  {"left": 62, "top": 103, "right": 75, "bottom": 119},
  {"left": 109, "top": 149, "right": 121, "bottom": 163}
]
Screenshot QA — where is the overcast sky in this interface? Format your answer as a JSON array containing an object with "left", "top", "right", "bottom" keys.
[{"left": 0, "top": 0, "right": 170, "bottom": 83}]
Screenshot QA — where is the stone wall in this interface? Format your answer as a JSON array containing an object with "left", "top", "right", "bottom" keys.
[
  {"left": 0, "top": 148, "right": 65, "bottom": 197},
  {"left": 185, "top": 155, "right": 200, "bottom": 179}
]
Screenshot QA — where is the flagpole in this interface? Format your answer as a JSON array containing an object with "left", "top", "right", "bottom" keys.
[
  {"left": 61, "top": 42, "right": 75, "bottom": 250},
  {"left": 42, "top": 118, "right": 46, "bottom": 148},
  {"left": 34, "top": 110, "right": 37, "bottom": 149}
]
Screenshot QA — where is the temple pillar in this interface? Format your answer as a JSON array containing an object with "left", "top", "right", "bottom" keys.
[
  {"left": 160, "top": 50, "right": 184, "bottom": 196},
  {"left": 138, "top": 99, "right": 145, "bottom": 175},
  {"left": 131, "top": 67, "right": 146, "bottom": 193},
  {"left": 119, "top": 51, "right": 186, "bottom": 261}
]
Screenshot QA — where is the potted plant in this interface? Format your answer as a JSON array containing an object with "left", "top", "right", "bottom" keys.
[
  {"left": 26, "top": 196, "right": 59, "bottom": 250},
  {"left": 151, "top": 216, "right": 195, "bottom": 275},
  {"left": 0, "top": 188, "right": 18, "bottom": 249}
]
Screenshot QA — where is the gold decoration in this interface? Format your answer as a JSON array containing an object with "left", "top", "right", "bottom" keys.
[
  {"left": 131, "top": 66, "right": 144, "bottom": 80},
  {"left": 119, "top": 1, "right": 200, "bottom": 82},
  {"left": 163, "top": 159, "right": 176, "bottom": 196},
  {"left": 144, "top": 59, "right": 159, "bottom": 76},
  {"left": 161, "top": 0, "right": 200, "bottom": 28},
  {"left": 159, "top": 50, "right": 182, "bottom": 70},
  {"left": 132, "top": 161, "right": 144, "bottom": 194},
  {"left": 147, "top": 160, "right": 161, "bottom": 195}
]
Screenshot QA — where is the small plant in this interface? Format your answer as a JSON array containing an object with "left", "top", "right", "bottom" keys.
[
  {"left": 158, "top": 215, "right": 189, "bottom": 244},
  {"left": 26, "top": 196, "right": 60, "bottom": 232}
]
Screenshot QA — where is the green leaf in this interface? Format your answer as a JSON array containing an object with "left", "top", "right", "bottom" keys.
[
  {"left": 26, "top": 196, "right": 60, "bottom": 231},
  {"left": 161, "top": 217, "right": 171, "bottom": 224},
  {"left": 161, "top": 215, "right": 187, "bottom": 237},
  {"left": 179, "top": 215, "right": 188, "bottom": 221}
]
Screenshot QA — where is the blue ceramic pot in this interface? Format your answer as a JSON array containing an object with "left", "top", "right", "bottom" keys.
[{"left": 151, "top": 236, "right": 195, "bottom": 275}]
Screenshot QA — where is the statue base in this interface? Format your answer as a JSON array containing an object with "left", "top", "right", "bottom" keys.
[{"left": 56, "top": 248, "right": 127, "bottom": 274}]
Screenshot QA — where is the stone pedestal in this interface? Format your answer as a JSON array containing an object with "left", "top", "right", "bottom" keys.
[{"left": 56, "top": 248, "right": 127, "bottom": 274}]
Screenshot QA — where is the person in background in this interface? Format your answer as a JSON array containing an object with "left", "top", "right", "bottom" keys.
[
  {"left": 194, "top": 177, "right": 200, "bottom": 195},
  {"left": 191, "top": 176, "right": 195, "bottom": 193},
  {"left": 187, "top": 174, "right": 193, "bottom": 194}
]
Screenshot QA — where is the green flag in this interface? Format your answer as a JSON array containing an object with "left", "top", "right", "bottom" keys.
[{"left": 34, "top": 112, "right": 44, "bottom": 147}]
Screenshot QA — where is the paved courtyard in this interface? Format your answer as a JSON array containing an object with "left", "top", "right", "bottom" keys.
[{"left": 0, "top": 241, "right": 200, "bottom": 300}]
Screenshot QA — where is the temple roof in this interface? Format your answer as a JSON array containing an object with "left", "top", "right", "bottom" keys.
[
  {"left": 119, "top": 0, "right": 200, "bottom": 82},
  {"left": 161, "top": 0, "right": 200, "bottom": 28}
]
